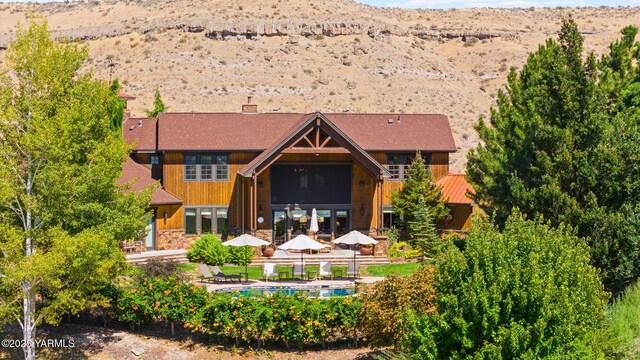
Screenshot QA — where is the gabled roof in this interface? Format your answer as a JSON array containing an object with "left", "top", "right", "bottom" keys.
[
  {"left": 237, "top": 112, "right": 390, "bottom": 178},
  {"left": 436, "top": 173, "right": 475, "bottom": 205},
  {"left": 123, "top": 112, "right": 456, "bottom": 152},
  {"left": 123, "top": 117, "right": 157, "bottom": 152},
  {"left": 117, "top": 158, "right": 182, "bottom": 206}
]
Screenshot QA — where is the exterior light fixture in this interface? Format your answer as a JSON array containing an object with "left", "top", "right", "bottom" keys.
[
  {"left": 258, "top": 205, "right": 263, "bottom": 216},
  {"left": 360, "top": 205, "right": 365, "bottom": 216}
]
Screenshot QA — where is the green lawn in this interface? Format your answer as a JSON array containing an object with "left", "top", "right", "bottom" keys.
[
  {"left": 361, "top": 261, "right": 423, "bottom": 277},
  {"left": 179, "top": 261, "right": 423, "bottom": 280}
]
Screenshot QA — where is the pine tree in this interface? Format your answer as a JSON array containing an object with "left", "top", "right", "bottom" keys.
[
  {"left": 391, "top": 151, "right": 448, "bottom": 227},
  {"left": 466, "top": 18, "right": 640, "bottom": 294},
  {"left": 408, "top": 198, "right": 441, "bottom": 262},
  {"left": 145, "top": 88, "right": 167, "bottom": 117}
]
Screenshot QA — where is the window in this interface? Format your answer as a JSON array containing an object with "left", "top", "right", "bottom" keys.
[
  {"left": 184, "top": 206, "right": 228, "bottom": 235},
  {"left": 386, "top": 153, "right": 430, "bottom": 181},
  {"left": 149, "top": 155, "right": 160, "bottom": 165},
  {"left": 185, "top": 208, "right": 197, "bottom": 235},
  {"left": 183, "top": 153, "right": 229, "bottom": 181},
  {"left": 184, "top": 155, "right": 198, "bottom": 181}
]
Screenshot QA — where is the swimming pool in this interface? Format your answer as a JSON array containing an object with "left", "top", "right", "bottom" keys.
[{"left": 216, "top": 285, "right": 356, "bottom": 298}]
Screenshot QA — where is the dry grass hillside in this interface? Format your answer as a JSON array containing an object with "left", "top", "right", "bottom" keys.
[{"left": 1, "top": 0, "right": 639, "bottom": 171}]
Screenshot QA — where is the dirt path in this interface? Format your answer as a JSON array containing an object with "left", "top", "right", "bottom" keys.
[{"left": 1, "top": 324, "right": 379, "bottom": 360}]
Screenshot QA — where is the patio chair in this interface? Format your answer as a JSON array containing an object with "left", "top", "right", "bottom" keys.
[
  {"left": 319, "top": 261, "right": 333, "bottom": 280},
  {"left": 292, "top": 262, "right": 305, "bottom": 280},
  {"left": 209, "top": 265, "right": 242, "bottom": 283},
  {"left": 263, "top": 262, "right": 277, "bottom": 282},
  {"left": 347, "top": 262, "right": 360, "bottom": 278},
  {"left": 197, "top": 264, "right": 215, "bottom": 283}
]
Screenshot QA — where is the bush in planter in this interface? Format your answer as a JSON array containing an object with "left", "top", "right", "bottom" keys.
[{"left": 186, "top": 234, "right": 228, "bottom": 265}]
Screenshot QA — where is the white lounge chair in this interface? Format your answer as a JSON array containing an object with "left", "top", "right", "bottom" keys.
[
  {"left": 347, "top": 262, "right": 360, "bottom": 278},
  {"left": 319, "top": 261, "right": 333, "bottom": 279},
  {"left": 293, "top": 262, "right": 305, "bottom": 280},
  {"left": 263, "top": 262, "right": 277, "bottom": 281}
]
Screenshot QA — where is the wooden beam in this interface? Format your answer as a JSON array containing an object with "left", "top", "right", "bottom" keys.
[
  {"left": 315, "top": 127, "right": 320, "bottom": 147},
  {"left": 320, "top": 136, "right": 332, "bottom": 148},
  {"left": 282, "top": 148, "right": 351, "bottom": 154},
  {"left": 302, "top": 135, "right": 315, "bottom": 147}
]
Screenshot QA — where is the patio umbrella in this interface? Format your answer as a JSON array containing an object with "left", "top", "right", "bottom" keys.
[
  {"left": 278, "top": 234, "right": 328, "bottom": 265},
  {"left": 222, "top": 234, "right": 271, "bottom": 280},
  {"left": 309, "top": 208, "right": 319, "bottom": 235},
  {"left": 333, "top": 230, "right": 379, "bottom": 278}
]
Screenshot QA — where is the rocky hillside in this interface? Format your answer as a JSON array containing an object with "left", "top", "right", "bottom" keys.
[{"left": 1, "top": 0, "right": 639, "bottom": 171}]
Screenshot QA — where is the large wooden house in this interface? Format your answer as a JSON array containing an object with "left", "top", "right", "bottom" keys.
[{"left": 120, "top": 98, "right": 476, "bottom": 251}]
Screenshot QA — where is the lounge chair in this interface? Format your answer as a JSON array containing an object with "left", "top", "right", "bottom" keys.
[
  {"left": 319, "top": 261, "right": 333, "bottom": 279},
  {"left": 197, "top": 264, "right": 215, "bottom": 283},
  {"left": 209, "top": 265, "right": 242, "bottom": 283},
  {"left": 347, "top": 262, "right": 360, "bottom": 278},
  {"left": 292, "top": 262, "right": 305, "bottom": 280},
  {"left": 263, "top": 262, "right": 277, "bottom": 281}
]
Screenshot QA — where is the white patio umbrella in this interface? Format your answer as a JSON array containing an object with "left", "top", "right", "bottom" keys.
[
  {"left": 309, "top": 208, "right": 319, "bottom": 234},
  {"left": 222, "top": 234, "right": 271, "bottom": 280},
  {"left": 278, "top": 234, "right": 328, "bottom": 265},
  {"left": 222, "top": 234, "right": 271, "bottom": 247},
  {"left": 333, "top": 230, "right": 379, "bottom": 278}
]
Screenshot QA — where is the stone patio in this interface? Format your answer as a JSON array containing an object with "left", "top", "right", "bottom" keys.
[{"left": 200, "top": 276, "right": 385, "bottom": 292}]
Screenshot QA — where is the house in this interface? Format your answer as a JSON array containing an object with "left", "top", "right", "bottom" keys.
[{"left": 120, "top": 97, "right": 476, "bottom": 251}]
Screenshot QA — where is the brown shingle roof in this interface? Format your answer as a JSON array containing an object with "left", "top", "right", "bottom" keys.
[
  {"left": 436, "top": 173, "right": 475, "bottom": 205},
  {"left": 145, "top": 112, "right": 455, "bottom": 152},
  {"left": 117, "top": 158, "right": 182, "bottom": 206},
  {"left": 237, "top": 112, "right": 390, "bottom": 177},
  {"left": 123, "top": 117, "right": 157, "bottom": 152}
]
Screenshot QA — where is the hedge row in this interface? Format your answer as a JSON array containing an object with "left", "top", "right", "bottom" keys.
[{"left": 106, "top": 276, "right": 361, "bottom": 348}]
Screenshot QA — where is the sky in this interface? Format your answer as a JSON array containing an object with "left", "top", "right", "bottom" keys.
[{"left": 357, "top": 0, "right": 640, "bottom": 8}]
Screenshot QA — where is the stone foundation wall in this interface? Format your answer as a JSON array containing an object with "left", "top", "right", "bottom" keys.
[{"left": 156, "top": 229, "right": 196, "bottom": 250}]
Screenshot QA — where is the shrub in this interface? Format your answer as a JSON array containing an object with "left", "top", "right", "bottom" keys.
[
  {"left": 228, "top": 245, "right": 254, "bottom": 266},
  {"left": 360, "top": 266, "right": 436, "bottom": 348},
  {"left": 401, "top": 211, "right": 608, "bottom": 358},
  {"left": 187, "top": 234, "right": 228, "bottom": 265},
  {"left": 136, "top": 259, "right": 183, "bottom": 279},
  {"left": 388, "top": 241, "right": 421, "bottom": 260},
  {"left": 608, "top": 282, "right": 640, "bottom": 358},
  {"left": 108, "top": 276, "right": 210, "bottom": 334},
  {"left": 198, "top": 292, "right": 361, "bottom": 348}
]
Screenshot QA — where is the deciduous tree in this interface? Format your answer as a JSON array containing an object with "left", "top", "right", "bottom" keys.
[{"left": 0, "top": 19, "right": 150, "bottom": 360}]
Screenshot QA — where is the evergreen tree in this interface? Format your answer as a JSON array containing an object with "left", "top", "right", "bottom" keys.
[
  {"left": 145, "top": 88, "right": 167, "bottom": 117},
  {"left": 0, "top": 19, "right": 150, "bottom": 359},
  {"left": 408, "top": 198, "right": 441, "bottom": 262},
  {"left": 391, "top": 151, "right": 448, "bottom": 228},
  {"left": 466, "top": 18, "right": 640, "bottom": 294},
  {"left": 107, "top": 78, "right": 126, "bottom": 130}
]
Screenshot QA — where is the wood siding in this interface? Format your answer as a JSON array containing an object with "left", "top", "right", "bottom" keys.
[
  {"left": 157, "top": 150, "right": 452, "bottom": 232},
  {"left": 161, "top": 152, "right": 258, "bottom": 230},
  {"left": 438, "top": 204, "right": 474, "bottom": 231}
]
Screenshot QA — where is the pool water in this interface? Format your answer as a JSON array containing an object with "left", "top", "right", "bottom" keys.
[{"left": 217, "top": 285, "right": 356, "bottom": 298}]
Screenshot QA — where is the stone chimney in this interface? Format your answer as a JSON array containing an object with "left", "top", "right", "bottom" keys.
[{"left": 242, "top": 96, "right": 258, "bottom": 113}]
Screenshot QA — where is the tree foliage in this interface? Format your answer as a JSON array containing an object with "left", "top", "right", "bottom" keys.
[
  {"left": 0, "top": 18, "right": 150, "bottom": 359},
  {"left": 359, "top": 266, "right": 436, "bottom": 348},
  {"left": 145, "top": 88, "right": 167, "bottom": 118},
  {"left": 466, "top": 18, "right": 640, "bottom": 293},
  {"left": 401, "top": 212, "right": 608, "bottom": 359},
  {"left": 228, "top": 245, "right": 255, "bottom": 267},
  {"left": 391, "top": 151, "right": 449, "bottom": 228},
  {"left": 186, "top": 234, "right": 229, "bottom": 265},
  {"left": 408, "top": 199, "right": 441, "bottom": 261}
]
